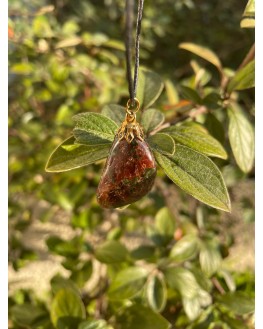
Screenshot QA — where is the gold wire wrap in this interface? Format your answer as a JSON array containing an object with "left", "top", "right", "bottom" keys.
[{"left": 117, "top": 99, "right": 144, "bottom": 143}]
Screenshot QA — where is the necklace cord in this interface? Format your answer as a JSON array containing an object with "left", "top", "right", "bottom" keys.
[{"left": 125, "top": 0, "right": 145, "bottom": 107}]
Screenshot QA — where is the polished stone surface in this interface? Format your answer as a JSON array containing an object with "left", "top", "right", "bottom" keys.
[{"left": 97, "top": 137, "right": 156, "bottom": 208}]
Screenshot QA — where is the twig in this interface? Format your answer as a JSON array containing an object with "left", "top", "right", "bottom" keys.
[
  {"left": 237, "top": 43, "right": 255, "bottom": 71},
  {"left": 212, "top": 277, "right": 225, "bottom": 295}
]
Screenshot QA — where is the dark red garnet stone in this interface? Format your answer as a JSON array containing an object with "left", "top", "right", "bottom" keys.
[{"left": 96, "top": 137, "right": 157, "bottom": 208}]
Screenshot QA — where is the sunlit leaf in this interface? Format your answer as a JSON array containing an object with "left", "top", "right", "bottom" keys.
[
  {"left": 227, "top": 60, "right": 255, "bottom": 92},
  {"left": 95, "top": 240, "right": 128, "bottom": 264},
  {"left": 50, "top": 288, "right": 85, "bottom": 327},
  {"left": 162, "top": 123, "right": 227, "bottom": 159},
  {"left": 169, "top": 234, "right": 199, "bottom": 262},
  {"left": 108, "top": 267, "right": 148, "bottom": 300},
  {"left": 146, "top": 275, "right": 167, "bottom": 312},
  {"left": 199, "top": 241, "right": 222, "bottom": 277},
  {"left": 73, "top": 112, "right": 118, "bottom": 144},
  {"left": 45, "top": 136, "right": 110, "bottom": 172},
  {"left": 154, "top": 147, "right": 231, "bottom": 212},
  {"left": 165, "top": 80, "right": 179, "bottom": 104},
  {"left": 227, "top": 104, "right": 254, "bottom": 173},
  {"left": 78, "top": 319, "right": 111, "bottom": 329},
  {"left": 179, "top": 43, "right": 222, "bottom": 71},
  {"left": 241, "top": 0, "right": 255, "bottom": 28}
]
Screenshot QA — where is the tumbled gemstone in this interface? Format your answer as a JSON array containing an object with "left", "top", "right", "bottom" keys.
[{"left": 96, "top": 137, "right": 157, "bottom": 208}]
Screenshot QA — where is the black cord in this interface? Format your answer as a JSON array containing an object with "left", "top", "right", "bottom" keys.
[{"left": 125, "top": 0, "right": 145, "bottom": 106}]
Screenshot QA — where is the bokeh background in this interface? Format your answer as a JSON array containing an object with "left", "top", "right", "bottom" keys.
[{"left": 8, "top": 0, "right": 255, "bottom": 328}]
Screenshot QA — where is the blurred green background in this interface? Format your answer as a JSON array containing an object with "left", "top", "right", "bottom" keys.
[{"left": 8, "top": 0, "right": 254, "bottom": 328}]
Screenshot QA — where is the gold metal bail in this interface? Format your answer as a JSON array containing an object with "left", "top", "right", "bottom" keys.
[
  {"left": 126, "top": 98, "right": 140, "bottom": 115},
  {"left": 116, "top": 98, "right": 144, "bottom": 143}
]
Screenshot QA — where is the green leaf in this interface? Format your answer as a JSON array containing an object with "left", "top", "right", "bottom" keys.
[
  {"left": 155, "top": 207, "right": 176, "bottom": 243},
  {"left": 72, "top": 112, "right": 118, "bottom": 144},
  {"left": 146, "top": 275, "right": 167, "bottom": 312},
  {"left": 199, "top": 242, "right": 222, "bottom": 277},
  {"left": 165, "top": 79, "right": 179, "bottom": 104},
  {"left": 70, "top": 261, "right": 93, "bottom": 288},
  {"left": 46, "top": 235, "right": 80, "bottom": 257},
  {"left": 78, "top": 319, "right": 110, "bottom": 329},
  {"left": 179, "top": 43, "right": 222, "bottom": 71},
  {"left": 11, "top": 62, "right": 35, "bottom": 75},
  {"left": 204, "top": 113, "right": 225, "bottom": 144},
  {"left": 136, "top": 69, "right": 164, "bottom": 109},
  {"left": 169, "top": 234, "right": 199, "bottom": 262},
  {"left": 227, "top": 104, "right": 255, "bottom": 173},
  {"left": 115, "top": 305, "right": 171, "bottom": 329},
  {"left": 162, "top": 124, "right": 227, "bottom": 159},
  {"left": 131, "top": 245, "right": 156, "bottom": 260},
  {"left": 101, "top": 104, "right": 125, "bottom": 126},
  {"left": 182, "top": 297, "right": 201, "bottom": 321},
  {"left": 216, "top": 292, "right": 255, "bottom": 314},
  {"left": 56, "top": 37, "right": 82, "bottom": 49},
  {"left": 154, "top": 147, "right": 231, "bottom": 212},
  {"left": 180, "top": 86, "right": 202, "bottom": 104},
  {"left": 164, "top": 267, "right": 200, "bottom": 299},
  {"left": 45, "top": 136, "right": 110, "bottom": 172},
  {"left": 95, "top": 240, "right": 128, "bottom": 264},
  {"left": 57, "top": 316, "right": 83, "bottom": 329},
  {"left": 141, "top": 109, "right": 165, "bottom": 134},
  {"left": 227, "top": 60, "right": 255, "bottom": 93},
  {"left": 108, "top": 267, "right": 148, "bottom": 300},
  {"left": 147, "top": 133, "right": 175, "bottom": 156},
  {"left": 11, "top": 304, "right": 48, "bottom": 327},
  {"left": 51, "top": 288, "right": 85, "bottom": 327},
  {"left": 51, "top": 276, "right": 80, "bottom": 296},
  {"left": 241, "top": 0, "right": 255, "bottom": 28}
]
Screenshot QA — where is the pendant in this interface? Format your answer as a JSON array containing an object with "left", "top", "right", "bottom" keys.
[{"left": 96, "top": 99, "right": 157, "bottom": 209}]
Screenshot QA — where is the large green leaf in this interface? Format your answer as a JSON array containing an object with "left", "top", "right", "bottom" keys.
[
  {"left": 141, "top": 109, "right": 165, "bottom": 134},
  {"left": 95, "top": 240, "right": 128, "bottom": 264},
  {"left": 227, "top": 104, "right": 254, "bottom": 173},
  {"left": 51, "top": 288, "right": 85, "bottom": 327},
  {"left": 45, "top": 136, "right": 110, "bottom": 172},
  {"left": 162, "top": 124, "right": 227, "bottom": 159},
  {"left": 216, "top": 292, "right": 255, "bottom": 315},
  {"left": 72, "top": 112, "right": 118, "bottom": 144},
  {"left": 241, "top": 0, "right": 255, "bottom": 28},
  {"left": 136, "top": 69, "right": 164, "bottom": 109},
  {"left": 147, "top": 133, "right": 175, "bottom": 156},
  {"left": 169, "top": 234, "right": 199, "bottom": 262},
  {"left": 146, "top": 275, "right": 167, "bottom": 312},
  {"left": 227, "top": 60, "right": 255, "bottom": 93},
  {"left": 108, "top": 267, "right": 148, "bottom": 300},
  {"left": 115, "top": 305, "right": 171, "bottom": 329},
  {"left": 179, "top": 43, "right": 222, "bottom": 71},
  {"left": 101, "top": 104, "right": 125, "bottom": 126},
  {"left": 154, "top": 147, "right": 231, "bottom": 212}
]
